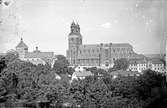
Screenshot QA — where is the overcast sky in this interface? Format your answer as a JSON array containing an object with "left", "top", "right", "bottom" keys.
[{"left": 0, "top": 0, "right": 166, "bottom": 55}]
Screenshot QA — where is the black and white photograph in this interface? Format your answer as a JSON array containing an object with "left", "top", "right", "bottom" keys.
[{"left": 0, "top": 0, "right": 167, "bottom": 107}]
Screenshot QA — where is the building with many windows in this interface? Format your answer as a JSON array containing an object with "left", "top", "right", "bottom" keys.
[
  {"left": 128, "top": 58, "right": 165, "bottom": 73},
  {"left": 148, "top": 59, "right": 165, "bottom": 73},
  {"left": 128, "top": 59, "right": 148, "bottom": 72},
  {"left": 66, "top": 21, "right": 143, "bottom": 68}
]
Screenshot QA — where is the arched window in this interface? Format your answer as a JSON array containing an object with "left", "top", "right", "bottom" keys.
[
  {"left": 113, "top": 49, "right": 115, "bottom": 53},
  {"left": 92, "top": 49, "right": 94, "bottom": 53},
  {"left": 71, "top": 38, "right": 74, "bottom": 42}
]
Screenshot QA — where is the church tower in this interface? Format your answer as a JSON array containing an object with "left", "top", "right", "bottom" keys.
[
  {"left": 67, "top": 21, "right": 82, "bottom": 66},
  {"left": 16, "top": 38, "right": 28, "bottom": 59}
]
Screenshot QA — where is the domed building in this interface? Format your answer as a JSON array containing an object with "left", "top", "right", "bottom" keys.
[{"left": 15, "top": 38, "right": 56, "bottom": 66}]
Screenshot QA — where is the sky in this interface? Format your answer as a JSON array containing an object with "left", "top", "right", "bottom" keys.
[{"left": 0, "top": 0, "right": 167, "bottom": 55}]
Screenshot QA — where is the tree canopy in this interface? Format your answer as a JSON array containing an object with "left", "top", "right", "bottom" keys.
[
  {"left": 0, "top": 53, "right": 167, "bottom": 108},
  {"left": 113, "top": 58, "right": 129, "bottom": 71}
]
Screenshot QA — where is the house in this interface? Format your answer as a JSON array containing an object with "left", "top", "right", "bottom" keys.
[
  {"left": 110, "top": 70, "right": 141, "bottom": 79},
  {"left": 148, "top": 58, "right": 165, "bottom": 73},
  {"left": 128, "top": 59, "right": 148, "bottom": 72},
  {"left": 128, "top": 58, "right": 165, "bottom": 73},
  {"left": 71, "top": 66, "right": 93, "bottom": 80}
]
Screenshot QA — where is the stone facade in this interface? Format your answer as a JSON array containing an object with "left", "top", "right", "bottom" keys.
[{"left": 66, "top": 22, "right": 142, "bottom": 68}]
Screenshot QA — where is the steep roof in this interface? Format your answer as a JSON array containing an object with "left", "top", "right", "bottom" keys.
[
  {"left": 25, "top": 52, "right": 54, "bottom": 59},
  {"left": 150, "top": 58, "right": 164, "bottom": 64},
  {"left": 144, "top": 54, "right": 162, "bottom": 59},
  {"left": 16, "top": 38, "right": 28, "bottom": 48},
  {"left": 129, "top": 58, "right": 147, "bottom": 64}
]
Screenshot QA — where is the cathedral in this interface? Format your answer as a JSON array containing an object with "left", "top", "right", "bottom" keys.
[{"left": 66, "top": 21, "right": 143, "bottom": 68}]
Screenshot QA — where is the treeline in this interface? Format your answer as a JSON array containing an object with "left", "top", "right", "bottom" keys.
[{"left": 0, "top": 52, "right": 167, "bottom": 108}]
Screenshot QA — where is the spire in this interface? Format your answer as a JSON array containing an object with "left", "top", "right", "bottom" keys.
[
  {"left": 71, "top": 20, "right": 75, "bottom": 25},
  {"left": 69, "top": 21, "right": 81, "bottom": 36},
  {"left": 76, "top": 21, "right": 79, "bottom": 27},
  {"left": 21, "top": 37, "right": 23, "bottom": 41}
]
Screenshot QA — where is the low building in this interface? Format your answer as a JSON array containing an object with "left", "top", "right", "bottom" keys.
[
  {"left": 148, "top": 59, "right": 165, "bottom": 73},
  {"left": 128, "top": 59, "right": 148, "bottom": 72},
  {"left": 128, "top": 58, "right": 165, "bottom": 73},
  {"left": 137, "top": 60, "right": 148, "bottom": 73},
  {"left": 128, "top": 60, "right": 138, "bottom": 72},
  {"left": 110, "top": 70, "right": 141, "bottom": 79},
  {"left": 71, "top": 66, "right": 93, "bottom": 80}
]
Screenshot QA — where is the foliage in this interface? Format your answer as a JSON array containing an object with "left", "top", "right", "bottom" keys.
[
  {"left": 113, "top": 58, "right": 129, "bottom": 71},
  {"left": 1, "top": 53, "right": 167, "bottom": 108},
  {"left": 135, "top": 69, "right": 166, "bottom": 100},
  {"left": 108, "top": 67, "right": 117, "bottom": 72},
  {"left": 0, "top": 56, "right": 6, "bottom": 73},
  {"left": 53, "top": 55, "right": 71, "bottom": 75}
]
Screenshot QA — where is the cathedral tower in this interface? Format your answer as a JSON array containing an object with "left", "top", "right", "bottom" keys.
[{"left": 67, "top": 21, "right": 82, "bottom": 66}]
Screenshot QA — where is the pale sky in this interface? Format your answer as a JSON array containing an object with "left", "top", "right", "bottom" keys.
[{"left": 0, "top": 0, "right": 167, "bottom": 55}]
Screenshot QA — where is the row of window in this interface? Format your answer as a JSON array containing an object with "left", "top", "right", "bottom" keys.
[
  {"left": 69, "top": 38, "right": 82, "bottom": 42},
  {"left": 152, "top": 67, "right": 164, "bottom": 71},
  {"left": 78, "top": 49, "right": 132, "bottom": 54},
  {"left": 138, "top": 68, "right": 147, "bottom": 71},
  {"left": 130, "top": 68, "right": 138, "bottom": 71},
  {"left": 152, "top": 64, "right": 164, "bottom": 67},
  {"left": 78, "top": 59, "right": 100, "bottom": 64},
  {"left": 26, "top": 58, "right": 41, "bottom": 61}
]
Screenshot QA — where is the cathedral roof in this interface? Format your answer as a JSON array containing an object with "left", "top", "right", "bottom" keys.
[
  {"left": 16, "top": 38, "right": 28, "bottom": 48},
  {"left": 112, "top": 43, "right": 132, "bottom": 47},
  {"left": 79, "top": 43, "right": 132, "bottom": 49}
]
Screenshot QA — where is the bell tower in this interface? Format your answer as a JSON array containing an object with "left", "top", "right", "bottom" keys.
[
  {"left": 67, "top": 21, "right": 82, "bottom": 66},
  {"left": 68, "top": 21, "right": 82, "bottom": 48}
]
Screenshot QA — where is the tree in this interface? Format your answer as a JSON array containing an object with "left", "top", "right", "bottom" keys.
[
  {"left": 53, "top": 55, "right": 69, "bottom": 75},
  {"left": 135, "top": 69, "right": 166, "bottom": 100},
  {"left": 0, "top": 56, "right": 6, "bottom": 73},
  {"left": 69, "top": 76, "right": 113, "bottom": 108},
  {"left": 113, "top": 58, "right": 129, "bottom": 71},
  {"left": 5, "top": 52, "right": 19, "bottom": 65}
]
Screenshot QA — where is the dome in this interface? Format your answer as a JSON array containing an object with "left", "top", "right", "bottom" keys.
[{"left": 16, "top": 38, "right": 28, "bottom": 48}]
